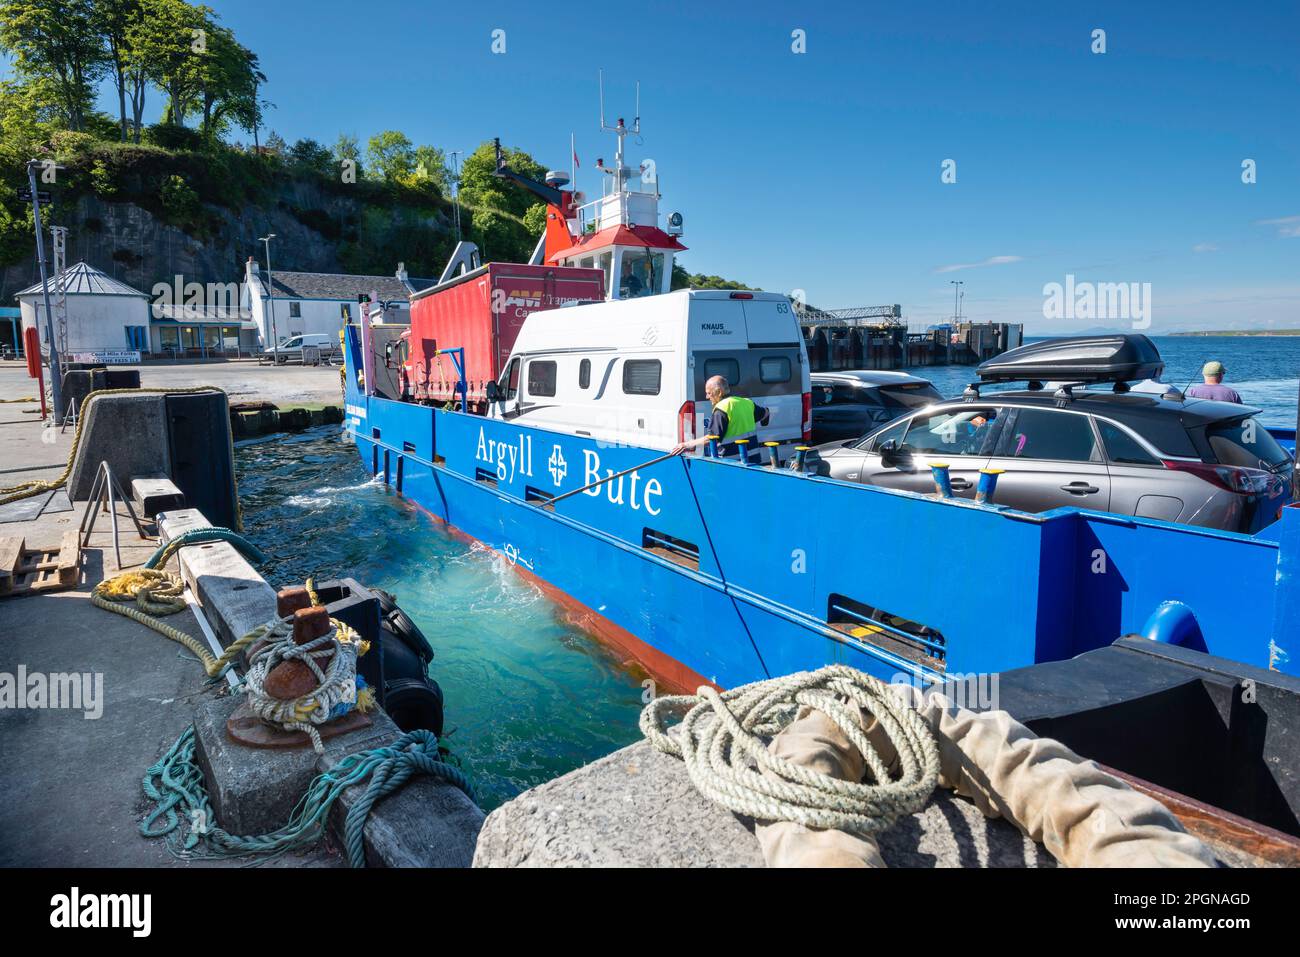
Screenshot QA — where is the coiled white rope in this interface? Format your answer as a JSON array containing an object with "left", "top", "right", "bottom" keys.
[
  {"left": 640, "top": 665, "right": 940, "bottom": 836},
  {"left": 243, "top": 618, "right": 367, "bottom": 753}
]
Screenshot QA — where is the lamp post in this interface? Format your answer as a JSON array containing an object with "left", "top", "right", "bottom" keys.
[
  {"left": 27, "top": 160, "right": 64, "bottom": 424},
  {"left": 258, "top": 234, "right": 278, "bottom": 364},
  {"left": 950, "top": 280, "right": 964, "bottom": 323}
]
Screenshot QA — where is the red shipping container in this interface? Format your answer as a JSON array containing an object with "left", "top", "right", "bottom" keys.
[{"left": 404, "top": 262, "right": 605, "bottom": 410}]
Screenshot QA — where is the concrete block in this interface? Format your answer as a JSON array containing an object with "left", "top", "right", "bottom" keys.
[
  {"left": 320, "top": 746, "right": 485, "bottom": 867},
  {"left": 158, "top": 509, "right": 278, "bottom": 650},
  {"left": 279, "top": 408, "right": 310, "bottom": 431},
  {"left": 473, "top": 740, "right": 1055, "bottom": 868},
  {"left": 192, "top": 694, "right": 397, "bottom": 835},
  {"left": 131, "top": 475, "right": 186, "bottom": 518},
  {"left": 67, "top": 393, "right": 172, "bottom": 500}
]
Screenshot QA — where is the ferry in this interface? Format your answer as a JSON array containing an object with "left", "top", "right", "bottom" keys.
[{"left": 342, "top": 101, "right": 1300, "bottom": 694}]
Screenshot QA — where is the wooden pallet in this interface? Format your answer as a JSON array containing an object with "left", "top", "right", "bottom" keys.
[{"left": 0, "top": 533, "right": 81, "bottom": 597}]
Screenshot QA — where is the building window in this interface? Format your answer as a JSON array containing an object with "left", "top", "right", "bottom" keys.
[
  {"left": 289, "top": 301, "right": 301, "bottom": 318},
  {"left": 340, "top": 304, "right": 351, "bottom": 320}
]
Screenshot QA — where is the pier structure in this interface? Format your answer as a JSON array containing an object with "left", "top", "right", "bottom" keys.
[{"left": 797, "top": 303, "right": 1023, "bottom": 371}]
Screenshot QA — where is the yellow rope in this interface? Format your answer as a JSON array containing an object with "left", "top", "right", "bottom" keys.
[
  {"left": 1, "top": 385, "right": 243, "bottom": 529},
  {"left": 91, "top": 567, "right": 277, "bottom": 679},
  {"left": 0, "top": 396, "right": 37, "bottom": 403}
]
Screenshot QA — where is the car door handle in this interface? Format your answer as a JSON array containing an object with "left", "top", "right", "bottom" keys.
[
  {"left": 949, "top": 478, "right": 972, "bottom": 491},
  {"left": 1060, "top": 482, "right": 1099, "bottom": 494}
]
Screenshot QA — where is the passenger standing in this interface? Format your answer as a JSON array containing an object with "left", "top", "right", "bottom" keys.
[
  {"left": 670, "top": 375, "right": 770, "bottom": 459},
  {"left": 1185, "top": 361, "right": 1242, "bottom": 403}
]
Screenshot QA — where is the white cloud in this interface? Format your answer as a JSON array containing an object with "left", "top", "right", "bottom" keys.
[
  {"left": 1254, "top": 215, "right": 1300, "bottom": 238},
  {"left": 933, "top": 255, "right": 1023, "bottom": 274},
  {"left": 1192, "top": 242, "right": 1218, "bottom": 253}
]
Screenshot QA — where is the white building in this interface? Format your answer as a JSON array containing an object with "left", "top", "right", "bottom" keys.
[
  {"left": 15, "top": 262, "right": 151, "bottom": 360},
  {"left": 241, "top": 259, "right": 425, "bottom": 350}
]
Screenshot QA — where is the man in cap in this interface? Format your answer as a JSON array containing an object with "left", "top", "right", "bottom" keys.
[{"left": 1185, "top": 360, "right": 1242, "bottom": 403}]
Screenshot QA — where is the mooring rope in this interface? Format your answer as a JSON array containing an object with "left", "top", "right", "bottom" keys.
[
  {"left": 144, "top": 527, "right": 266, "bottom": 570},
  {"left": 141, "top": 725, "right": 473, "bottom": 866},
  {"left": 641, "top": 664, "right": 940, "bottom": 836},
  {"left": 243, "top": 619, "right": 374, "bottom": 753}
]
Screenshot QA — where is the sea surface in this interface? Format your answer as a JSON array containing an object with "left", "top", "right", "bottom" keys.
[
  {"left": 919, "top": 335, "right": 1300, "bottom": 426},
  {"left": 234, "top": 335, "right": 1298, "bottom": 809}
]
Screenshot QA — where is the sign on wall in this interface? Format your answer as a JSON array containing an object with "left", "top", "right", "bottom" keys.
[{"left": 72, "top": 351, "right": 140, "bottom": 365}]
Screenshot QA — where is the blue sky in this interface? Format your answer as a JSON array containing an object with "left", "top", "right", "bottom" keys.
[{"left": 47, "top": 2, "right": 1300, "bottom": 330}]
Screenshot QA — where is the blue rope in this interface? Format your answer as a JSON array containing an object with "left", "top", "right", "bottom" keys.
[
  {"left": 144, "top": 527, "right": 267, "bottom": 569},
  {"left": 140, "top": 727, "right": 473, "bottom": 865}
]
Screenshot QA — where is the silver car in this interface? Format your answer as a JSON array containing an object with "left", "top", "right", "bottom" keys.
[{"left": 812, "top": 389, "right": 1293, "bottom": 534}]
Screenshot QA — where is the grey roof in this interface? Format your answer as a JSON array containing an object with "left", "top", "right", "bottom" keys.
[
  {"left": 255, "top": 270, "right": 413, "bottom": 302},
  {"left": 14, "top": 261, "right": 149, "bottom": 299},
  {"left": 151, "top": 303, "right": 253, "bottom": 321}
]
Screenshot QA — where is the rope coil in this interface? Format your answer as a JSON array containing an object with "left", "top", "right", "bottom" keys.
[
  {"left": 641, "top": 665, "right": 940, "bottom": 836},
  {"left": 243, "top": 618, "right": 371, "bottom": 753}
]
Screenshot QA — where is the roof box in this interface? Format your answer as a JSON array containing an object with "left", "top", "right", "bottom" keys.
[{"left": 976, "top": 334, "right": 1163, "bottom": 384}]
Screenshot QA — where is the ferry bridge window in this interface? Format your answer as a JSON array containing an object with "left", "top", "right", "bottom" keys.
[
  {"left": 619, "top": 250, "right": 664, "bottom": 299},
  {"left": 998, "top": 409, "right": 1098, "bottom": 462},
  {"left": 902, "top": 407, "right": 999, "bottom": 456},
  {"left": 527, "top": 359, "right": 557, "bottom": 397},
  {"left": 623, "top": 359, "right": 661, "bottom": 396},
  {"left": 760, "top": 356, "right": 792, "bottom": 383},
  {"left": 1098, "top": 420, "right": 1159, "bottom": 466},
  {"left": 703, "top": 357, "right": 740, "bottom": 385},
  {"left": 579, "top": 358, "right": 591, "bottom": 389}
]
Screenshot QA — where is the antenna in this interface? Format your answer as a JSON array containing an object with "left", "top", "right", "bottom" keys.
[{"left": 597, "top": 71, "right": 641, "bottom": 194}]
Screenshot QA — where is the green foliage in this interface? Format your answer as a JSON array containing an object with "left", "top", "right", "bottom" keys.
[
  {"left": 0, "top": 0, "right": 106, "bottom": 131},
  {"left": 159, "top": 172, "right": 202, "bottom": 227},
  {"left": 523, "top": 202, "right": 547, "bottom": 238},
  {"left": 671, "top": 264, "right": 757, "bottom": 291},
  {"left": 143, "top": 121, "right": 203, "bottom": 151},
  {"left": 366, "top": 130, "right": 415, "bottom": 182},
  {"left": 288, "top": 138, "right": 333, "bottom": 177}
]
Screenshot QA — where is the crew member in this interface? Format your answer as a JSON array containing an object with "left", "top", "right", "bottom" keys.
[
  {"left": 1186, "top": 360, "right": 1242, "bottom": 403},
  {"left": 670, "top": 375, "right": 770, "bottom": 459}
]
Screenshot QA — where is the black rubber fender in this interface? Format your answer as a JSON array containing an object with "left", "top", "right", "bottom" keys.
[
  {"left": 384, "top": 676, "right": 444, "bottom": 737},
  {"left": 374, "top": 588, "right": 434, "bottom": 665}
]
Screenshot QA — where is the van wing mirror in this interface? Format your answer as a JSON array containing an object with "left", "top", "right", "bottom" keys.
[{"left": 485, "top": 380, "right": 501, "bottom": 402}]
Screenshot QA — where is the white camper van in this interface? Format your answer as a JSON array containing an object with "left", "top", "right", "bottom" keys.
[{"left": 485, "top": 289, "right": 812, "bottom": 454}]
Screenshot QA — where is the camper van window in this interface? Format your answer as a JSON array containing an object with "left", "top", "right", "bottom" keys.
[
  {"left": 527, "top": 360, "right": 557, "bottom": 397},
  {"left": 579, "top": 358, "right": 591, "bottom": 389},
  {"left": 760, "top": 356, "right": 792, "bottom": 383},
  {"left": 703, "top": 357, "right": 740, "bottom": 385},
  {"left": 623, "top": 359, "right": 662, "bottom": 396}
]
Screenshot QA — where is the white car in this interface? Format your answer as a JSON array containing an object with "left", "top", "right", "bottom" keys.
[{"left": 262, "top": 333, "right": 338, "bottom": 365}]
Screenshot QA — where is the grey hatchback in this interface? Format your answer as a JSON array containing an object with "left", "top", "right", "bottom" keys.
[{"left": 813, "top": 388, "right": 1293, "bottom": 533}]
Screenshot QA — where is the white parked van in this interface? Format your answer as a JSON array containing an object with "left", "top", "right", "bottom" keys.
[
  {"left": 486, "top": 289, "right": 811, "bottom": 454},
  {"left": 262, "top": 333, "right": 338, "bottom": 365}
]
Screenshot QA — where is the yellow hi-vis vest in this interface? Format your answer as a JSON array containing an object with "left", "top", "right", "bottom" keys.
[{"left": 713, "top": 395, "right": 757, "bottom": 442}]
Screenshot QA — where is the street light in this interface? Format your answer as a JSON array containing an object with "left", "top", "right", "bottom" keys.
[
  {"left": 27, "top": 159, "right": 64, "bottom": 424},
  {"left": 258, "top": 234, "right": 278, "bottom": 364},
  {"left": 950, "top": 280, "right": 964, "bottom": 323}
]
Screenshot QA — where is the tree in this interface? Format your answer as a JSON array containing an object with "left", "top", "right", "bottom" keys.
[
  {"left": 93, "top": 0, "right": 146, "bottom": 141},
  {"left": 195, "top": 24, "right": 263, "bottom": 140},
  {"left": 412, "top": 144, "right": 450, "bottom": 193},
  {"left": 458, "top": 140, "right": 548, "bottom": 218},
  {"left": 365, "top": 130, "right": 415, "bottom": 182},
  {"left": 333, "top": 132, "right": 362, "bottom": 178},
  {"left": 133, "top": 0, "right": 209, "bottom": 128},
  {"left": 0, "top": 0, "right": 106, "bottom": 131},
  {"left": 289, "top": 138, "right": 333, "bottom": 177}
]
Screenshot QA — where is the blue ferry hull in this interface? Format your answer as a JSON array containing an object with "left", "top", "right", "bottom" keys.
[{"left": 342, "top": 333, "right": 1298, "bottom": 690}]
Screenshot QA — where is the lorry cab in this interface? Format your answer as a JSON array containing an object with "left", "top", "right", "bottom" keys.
[{"left": 485, "top": 289, "right": 812, "bottom": 455}]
